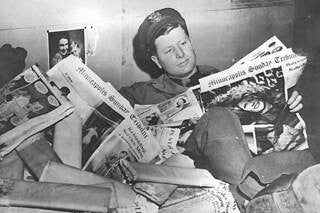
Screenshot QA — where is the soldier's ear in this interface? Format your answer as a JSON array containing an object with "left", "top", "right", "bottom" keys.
[{"left": 151, "top": 55, "right": 162, "bottom": 69}]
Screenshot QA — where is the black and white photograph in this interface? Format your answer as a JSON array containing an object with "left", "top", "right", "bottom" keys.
[
  {"left": 83, "top": 134, "right": 135, "bottom": 181},
  {"left": 48, "top": 28, "right": 85, "bottom": 68},
  {"left": 81, "top": 102, "right": 125, "bottom": 165},
  {"left": 200, "top": 71, "right": 287, "bottom": 125},
  {"left": 1, "top": 1, "right": 320, "bottom": 212}
]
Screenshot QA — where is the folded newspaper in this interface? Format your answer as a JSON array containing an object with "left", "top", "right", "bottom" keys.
[
  {"left": 134, "top": 90, "right": 203, "bottom": 162},
  {"left": 135, "top": 89, "right": 203, "bottom": 126},
  {"left": 0, "top": 65, "right": 74, "bottom": 158},
  {"left": 47, "top": 55, "right": 162, "bottom": 180}
]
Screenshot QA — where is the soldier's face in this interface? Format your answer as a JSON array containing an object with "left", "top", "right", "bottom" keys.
[{"left": 151, "top": 26, "right": 196, "bottom": 79}]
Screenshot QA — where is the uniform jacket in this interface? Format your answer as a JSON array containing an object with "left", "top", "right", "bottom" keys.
[{"left": 119, "top": 65, "right": 219, "bottom": 106}]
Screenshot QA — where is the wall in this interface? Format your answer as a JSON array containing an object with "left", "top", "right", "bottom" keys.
[
  {"left": 122, "top": 0, "right": 294, "bottom": 87},
  {"left": 0, "top": 0, "right": 123, "bottom": 87},
  {"left": 0, "top": 0, "right": 294, "bottom": 89}
]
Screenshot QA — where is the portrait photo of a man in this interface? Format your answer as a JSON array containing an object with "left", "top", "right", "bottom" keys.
[{"left": 48, "top": 28, "right": 85, "bottom": 68}]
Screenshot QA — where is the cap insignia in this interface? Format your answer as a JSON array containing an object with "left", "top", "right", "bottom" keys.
[{"left": 148, "top": 11, "right": 162, "bottom": 23}]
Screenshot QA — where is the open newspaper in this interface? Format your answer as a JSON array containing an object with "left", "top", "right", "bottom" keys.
[
  {"left": 0, "top": 65, "right": 74, "bottom": 158},
  {"left": 200, "top": 36, "right": 306, "bottom": 91},
  {"left": 133, "top": 36, "right": 308, "bottom": 156},
  {"left": 48, "top": 55, "right": 161, "bottom": 179},
  {"left": 198, "top": 37, "right": 308, "bottom": 155}
]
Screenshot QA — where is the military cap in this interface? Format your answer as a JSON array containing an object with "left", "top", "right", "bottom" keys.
[{"left": 137, "top": 8, "right": 188, "bottom": 58}]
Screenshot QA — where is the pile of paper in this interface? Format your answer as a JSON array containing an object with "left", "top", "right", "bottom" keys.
[
  {"left": 0, "top": 55, "right": 240, "bottom": 213},
  {"left": 0, "top": 36, "right": 308, "bottom": 213}
]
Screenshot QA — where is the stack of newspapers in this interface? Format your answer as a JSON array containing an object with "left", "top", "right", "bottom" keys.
[
  {"left": 0, "top": 55, "right": 239, "bottom": 212},
  {"left": 0, "top": 36, "right": 307, "bottom": 213}
]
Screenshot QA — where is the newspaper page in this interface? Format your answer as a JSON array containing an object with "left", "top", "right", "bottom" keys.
[
  {"left": 160, "top": 182, "right": 240, "bottom": 213},
  {"left": 156, "top": 89, "right": 203, "bottom": 124},
  {"left": 199, "top": 47, "right": 308, "bottom": 155},
  {"left": 199, "top": 48, "right": 307, "bottom": 92},
  {"left": 134, "top": 89, "right": 203, "bottom": 126},
  {"left": 47, "top": 56, "right": 161, "bottom": 178},
  {"left": 146, "top": 126, "right": 181, "bottom": 164},
  {"left": 134, "top": 104, "right": 189, "bottom": 163},
  {"left": 0, "top": 65, "right": 74, "bottom": 158},
  {"left": 242, "top": 124, "right": 258, "bottom": 154},
  {"left": 134, "top": 89, "right": 203, "bottom": 159},
  {"left": 231, "top": 35, "right": 287, "bottom": 68}
]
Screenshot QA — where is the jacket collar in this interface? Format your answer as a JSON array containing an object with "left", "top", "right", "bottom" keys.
[
  {"left": 151, "top": 74, "right": 187, "bottom": 95},
  {"left": 150, "top": 65, "right": 216, "bottom": 94}
]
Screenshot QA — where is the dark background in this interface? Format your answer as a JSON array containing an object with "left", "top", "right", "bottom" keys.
[{"left": 293, "top": 0, "right": 320, "bottom": 161}]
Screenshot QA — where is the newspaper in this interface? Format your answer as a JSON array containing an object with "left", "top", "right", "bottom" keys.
[
  {"left": 199, "top": 48, "right": 307, "bottom": 92},
  {"left": 134, "top": 89, "right": 203, "bottom": 126},
  {"left": 134, "top": 90, "right": 203, "bottom": 161},
  {"left": 47, "top": 55, "right": 161, "bottom": 178},
  {"left": 146, "top": 126, "right": 181, "bottom": 164},
  {"left": 198, "top": 37, "right": 308, "bottom": 155},
  {"left": 0, "top": 65, "right": 74, "bottom": 158},
  {"left": 131, "top": 36, "right": 308, "bottom": 156},
  {"left": 160, "top": 182, "right": 240, "bottom": 213},
  {"left": 231, "top": 35, "right": 287, "bottom": 68}
]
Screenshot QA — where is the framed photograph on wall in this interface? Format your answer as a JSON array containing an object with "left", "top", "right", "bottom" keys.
[{"left": 47, "top": 28, "right": 86, "bottom": 68}]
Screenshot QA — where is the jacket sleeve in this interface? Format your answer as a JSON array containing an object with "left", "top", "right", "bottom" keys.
[
  {"left": 118, "top": 86, "right": 138, "bottom": 107},
  {"left": 118, "top": 82, "right": 150, "bottom": 107}
]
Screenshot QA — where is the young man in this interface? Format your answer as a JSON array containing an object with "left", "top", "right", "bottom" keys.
[{"left": 119, "top": 8, "right": 315, "bottom": 204}]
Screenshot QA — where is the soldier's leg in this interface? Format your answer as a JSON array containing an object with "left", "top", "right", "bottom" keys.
[{"left": 184, "top": 106, "right": 251, "bottom": 185}]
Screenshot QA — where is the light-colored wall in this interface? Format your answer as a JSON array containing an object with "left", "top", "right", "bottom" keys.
[
  {"left": 0, "top": 0, "right": 294, "bottom": 89},
  {"left": 0, "top": 0, "right": 123, "bottom": 88}
]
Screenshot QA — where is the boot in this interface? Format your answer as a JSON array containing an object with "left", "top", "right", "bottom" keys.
[
  {"left": 238, "top": 149, "right": 316, "bottom": 199},
  {"left": 246, "top": 163, "right": 320, "bottom": 213}
]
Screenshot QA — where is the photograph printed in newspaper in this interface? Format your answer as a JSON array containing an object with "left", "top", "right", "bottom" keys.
[
  {"left": 81, "top": 102, "right": 125, "bottom": 165},
  {"left": 0, "top": 65, "right": 73, "bottom": 157},
  {"left": 83, "top": 134, "right": 135, "bottom": 181},
  {"left": 199, "top": 51, "right": 308, "bottom": 155},
  {"left": 134, "top": 89, "right": 203, "bottom": 149},
  {"left": 135, "top": 89, "right": 203, "bottom": 127}
]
